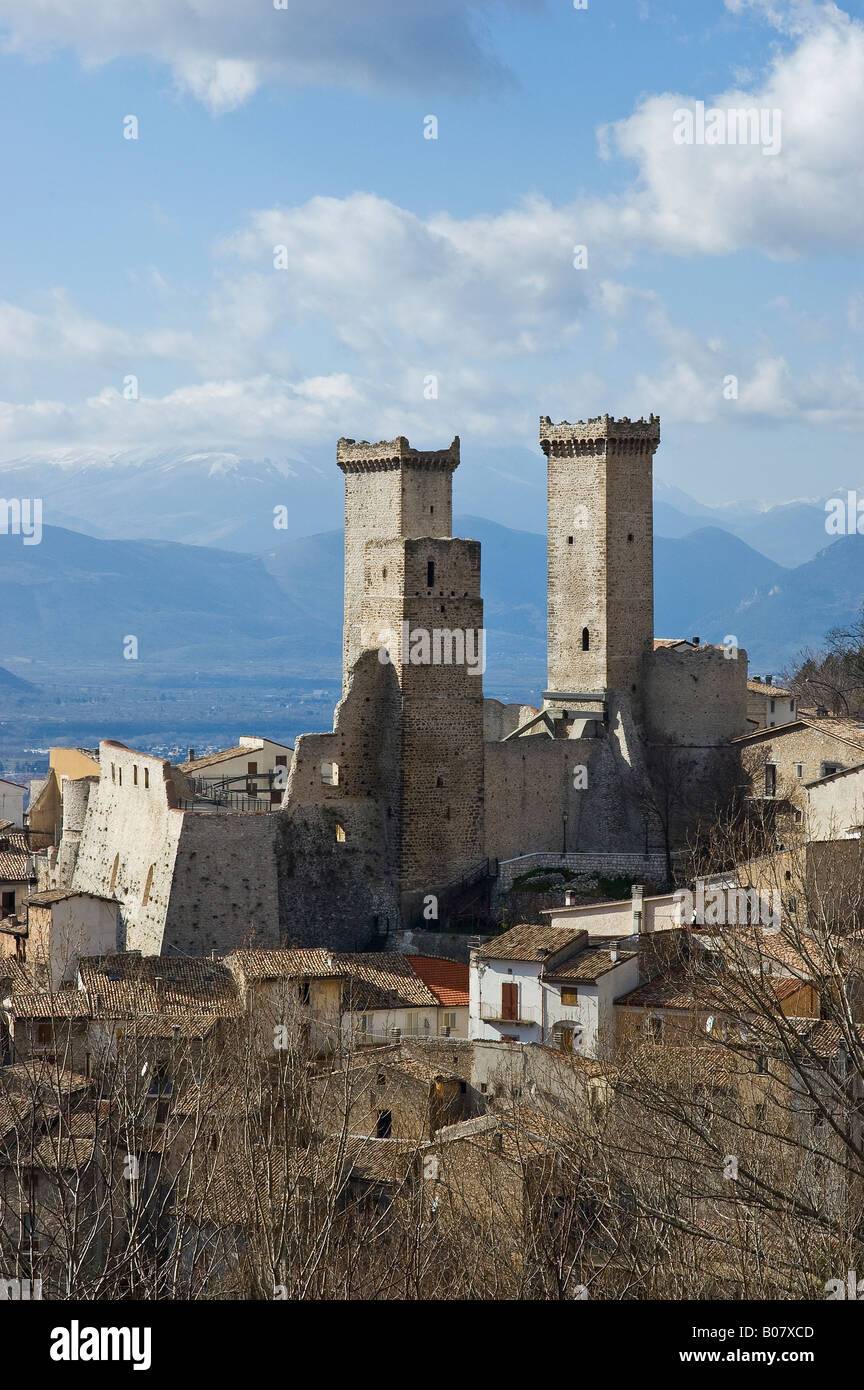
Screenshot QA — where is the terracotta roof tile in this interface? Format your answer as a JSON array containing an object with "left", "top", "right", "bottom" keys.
[
  {"left": 478, "top": 924, "right": 587, "bottom": 962},
  {"left": 405, "top": 955, "right": 468, "bottom": 1007}
]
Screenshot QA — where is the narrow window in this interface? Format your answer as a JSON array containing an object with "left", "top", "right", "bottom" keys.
[
  {"left": 144, "top": 767, "right": 149, "bottom": 789},
  {"left": 335, "top": 822, "right": 346, "bottom": 843},
  {"left": 627, "top": 533, "right": 634, "bottom": 542},
  {"left": 426, "top": 560, "right": 435, "bottom": 587},
  {"left": 376, "top": 1110, "right": 392, "bottom": 1139},
  {"left": 567, "top": 536, "right": 573, "bottom": 544},
  {"left": 109, "top": 854, "right": 120, "bottom": 893},
  {"left": 118, "top": 766, "right": 122, "bottom": 786},
  {"left": 133, "top": 765, "right": 138, "bottom": 786},
  {"left": 142, "top": 864, "right": 155, "bottom": 906},
  {"left": 111, "top": 763, "right": 116, "bottom": 783},
  {"left": 765, "top": 764, "right": 777, "bottom": 797},
  {"left": 581, "top": 627, "right": 590, "bottom": 652}
]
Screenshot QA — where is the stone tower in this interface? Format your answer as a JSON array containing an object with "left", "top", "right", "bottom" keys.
[
  {"left": 361, "top": 535, "right": 485, "bottom": 896},
  {"left": 337, "top": 434, "right": 459, "bottom": 689},
  {"left": 540, "top": 414, "right": 660, "bottom": 707}
]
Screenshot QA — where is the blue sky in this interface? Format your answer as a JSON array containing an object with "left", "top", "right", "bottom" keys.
[{"left": 0, "top": 0, "right": 863, "bottom": 528}]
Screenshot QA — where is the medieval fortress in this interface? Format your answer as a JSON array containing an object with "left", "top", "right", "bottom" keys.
[{"left": 40, "top": 413, "right": 752, "bottom": 955}]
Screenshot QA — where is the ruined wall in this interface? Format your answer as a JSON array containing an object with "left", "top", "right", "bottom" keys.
[
  {"left": 71, "top": 744, "right": 184, "bottom": 955},
  {"left": 278, "top": 651, "right": 402, "bottom": 949},
  {"left": 483, "top": 701, "right": 540, "bottom": 742},
  {"left": 644, "top": 644, "right": 749, "bottom": 746},
  {"left": 165, "top": 812, "right": 280, "bottom": 956},
  {"left": 72, "top": 742, "right": 280, "bottom": 957},
  {"left": 484, "top": 696, "right": 651, "bottom": 861}
]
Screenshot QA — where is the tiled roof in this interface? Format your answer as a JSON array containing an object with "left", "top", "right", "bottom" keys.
[
  {"left": 615, "top": 966, "right": 805, "bottom": 1011},
  {"left": 747, "top": 679, "right": 792, "bottom": 698},
  {"left": 405, "top": 955, "right": 469, "bottom": 1007},
  {"left": 8, "top": 991, "right": 91, "bottom": 1018},
  {"left": 0, "top": 960, "right": 34, "bottom": 993},
  {"left": 334, "top": 954, "right": 438, "bottom": 1010},
  {"left": 26, "top": 888, "right": 115, "bottom": 906},
  {"left": 546, "top": 947, "right": 636, "bottom": 983},
  {"left": 478, "top": 924, "right": 587, "bottom": 962},
  {"left": 78, "top": 955, "right": 241, "bottom": 1017},
  {"left": 226, "top": 947, "right": 335, "bottom": 981},
  {"left": 733, "top": 716, "right": 864, "bottom": 751},
  {"left": 0, "top": 828, "right": 33, "bottom": 882},
  {"left": 181, "top": 741, "right": 291, "bottom": 772}
]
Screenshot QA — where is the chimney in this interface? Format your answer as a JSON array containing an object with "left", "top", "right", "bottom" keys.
[
  {"left": 632, "top": 883, "right": 648, "bottom": 934},
  {"left": 765, "top": 675, "right": 772, "bottom": 686},
  {"left": 692, "top": 636, "right": 700, "bottom": 645},
  {"left": 564, "top": 889, "right": 577, "bottom": 907},
  {"left": 188, "top": 748, "right": 195, "bottom": 762}
]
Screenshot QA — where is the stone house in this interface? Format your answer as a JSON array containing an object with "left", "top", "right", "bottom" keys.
[
  {"left": 733, "top": 716, "right": 864, "bottom": 827},
  {"left": 311, "top": 1046, "right": 473, "bottom": 1141},
  {"left": 746, "top": 677, "right": 796, "bottom": 729}
]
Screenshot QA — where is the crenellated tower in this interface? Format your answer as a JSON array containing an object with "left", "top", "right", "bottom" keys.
[{"left": 540, "top": 414, "right": 660, "bottom": 711}]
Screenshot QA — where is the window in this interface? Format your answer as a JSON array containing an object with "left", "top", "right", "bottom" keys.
[
  {"left": 298, "top": 980, "right": 311, "bottom": 1005},
  {"left": 144, "top": 767, "right": 149, "bottom": 789},
  {"left": 561, "top": 987, "right": 579, "bottom": 1006},
  {"left": 645, "top": 1015, "right": 662, "bottom": 1042},
  {"left": 822, "top": 762, "right": 843, "bottom": 777},
  {"left": 769, "top": 699, "right": 775, "bottom": 714},
  {"left": 111, "top": 763, "right": 116, "bottom": 783},
  {"left": 275, "top": 755, "right": 287, "bottom": 768},
  {"left": 436, "top": 775, "right": 444, "bottom": 788},
  {"left": 581, "top": 627, "right": 590, "bottom": 652},
  {"left": 247, "top": 761, "right": 258, "bottom": 775},
  {"left": 376, "top": 1110, "right": 392, "bottom": 1139},
  {"left": 567, "top": 535, "right": 573, "bottom": 544},
  {"left": 22, "top": 1210, "right": 39, "bottom": 1251},
  {"left": 501, "top": 981, "right": 518, "bottom": 1021},
  {"left": 142, "top": 864, "right": 155, "bottom": 906},
  {"left": 426, "top": 559, "right": 435, "bottom": 587},
  {"left": 109, "top": 854, "right": 120, "bottom": 893},
  {"left": 37, "top": 1023, "right": 52, "bottom": 1046},
  {"left": 442, "top": 1011, "right": 457, "bottom": 1030},
  {"left": 321, "top": 761, "right": 339, "bottom": 786},
  {"left": 764, "top": 764, "right": 777, "bottom": 797},
  {"left": 627, "top": 532, "right": 634, "bottom": 542},
  {"left": 118, "top": 766, "right": 122, "bottom": 786},
  {"left": 795, "top": 763, "right": 804, "bottom": 779},
  {"left": 335, "top": 822, "right": 346, "bottom": 843},
  {"left": 133, "top": 765, "right": 138, "bottom": 785}
]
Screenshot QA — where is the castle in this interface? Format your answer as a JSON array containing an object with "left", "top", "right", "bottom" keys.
[{"left": 43, "top": 413, "right": 752, "bottom": 955}]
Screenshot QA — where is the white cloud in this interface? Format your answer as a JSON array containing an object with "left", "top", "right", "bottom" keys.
[
  {"left": 0, "top": 0, "right": 538, "bottom": 112},
  {"left": 587, "top": 2, "right": 864, "bottom": 256}
]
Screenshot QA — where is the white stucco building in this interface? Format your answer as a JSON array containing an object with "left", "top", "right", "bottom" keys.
[{"left": 470, "top": 924, "right": 638, "bottom": 1059}]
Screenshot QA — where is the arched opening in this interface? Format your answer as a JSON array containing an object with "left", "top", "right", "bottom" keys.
[{"left": 581, "top": 627, "right": 590, "bottom": 651}]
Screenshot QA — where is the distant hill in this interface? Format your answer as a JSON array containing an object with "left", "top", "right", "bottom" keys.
[{"left": 2, "top": 518, "right": 862, "bottom": 697}]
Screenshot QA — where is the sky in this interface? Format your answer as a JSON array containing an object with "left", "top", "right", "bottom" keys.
[{"left": 0, "top": 0, "right": 863, "bottom": 525}]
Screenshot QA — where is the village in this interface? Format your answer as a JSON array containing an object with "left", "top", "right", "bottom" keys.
[{"left": 1, "top": 412, "right": 864, "bottom": 1299}]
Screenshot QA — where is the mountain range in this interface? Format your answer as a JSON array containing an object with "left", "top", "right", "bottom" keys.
[{"left": 2, "top": 516, "right": 861, "bottom": 700}]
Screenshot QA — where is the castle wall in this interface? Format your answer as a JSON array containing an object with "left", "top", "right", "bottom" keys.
[
  {"left": 644, "top": 645, "right": 749, "bottom": 746},
  {"left": 72, "top": 742, "right": 280, "bottom": 956}
]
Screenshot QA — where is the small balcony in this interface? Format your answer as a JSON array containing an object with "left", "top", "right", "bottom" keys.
[{"left": 479, "top": 1002, "right": 541, "bottom": 1027}]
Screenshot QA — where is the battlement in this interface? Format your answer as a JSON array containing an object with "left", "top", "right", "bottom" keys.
[
  {"left": 337, "top": 435, "right": 460, "bottom": 473},
  {"left": 539, "top": 414, "right": 660, "bottom": 457}
]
